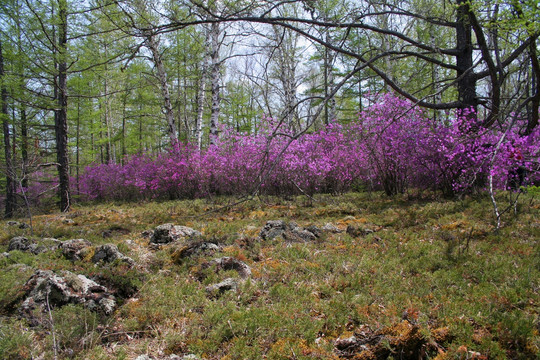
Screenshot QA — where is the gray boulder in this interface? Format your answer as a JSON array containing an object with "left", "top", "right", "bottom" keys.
[
  {"left": 150, "top": 223, "right": 201, "bottom": 245},
  {"left": 171, "top": 241, "right": 219, "bottom": 262},
  {"left": 8, "top": 236, "right": 36, "bottom": 252},
  {"left": 59, "top": 239, "right": 92, "bottom": 261},
  {"left": 206, "top": 278, "right": 239, "bottom": 295},
  {"left": 6, "top": 221, "right": 29, "bottom": 229},
  {"left": 260, "top": 220, "right": 320, "bottom": 242},
  {"left": 20, "top": 270, "right": 116, "bottom": 320},
  {"left": 134, "top": 355, "right": 152, "bottom": 360},
  {"left": 260, "top": 220, "right": 287, "bottom": 240},
  {"left": 322, "top": 223, "right": 343, "bottom": 233},
  {"left": 346, "top": 225, "right": 375, "bottom": 238},
  {"left": 284, "top": 222, "right": 318, "bottom": 242},
  {"left": 141, "top": 230, "right": 154, "bottom": 239},
  {"left": 91, "top": 243, "right": 134, "bottom": 266},
  {"left": 7, "top": 236, "right": 51, "bottom": 255},
  {"left": 209, "top": 257, "right": 251, "bottom": 279}
]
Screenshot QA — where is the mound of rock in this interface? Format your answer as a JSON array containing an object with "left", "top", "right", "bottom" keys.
[
  {"left": 150, "top": 224, "right": 201, "bottom": 245},
  {"left": 7, "top": 236, "right": 59, "bottom": 255},
  {"left": 8, "top": 237, "right": 44, "bottom": 254},
  {"left": 59, "top": 239, "right": 93, "bottom": 261},
  {"left": 205, "top": 278, "right": 239, "bottom": 295},
  {"left": 171, "top": 241, "right": 219, "bottom": 263},
  {"left": 92, "top": 243, "right": 134, "bottom": 266},
  {"left": 334, "top": 322, "right": 428, "bottom": 359},
  {"left": 20, "top": 270, "right": 116, "bottom": 321},
  {"left": 322, "top": 223, "right": 343, "bottom": 233},
  {"left": 260, "top": 220, "right": 321, "bottom": 242},
  {"left": 346, "top": 225, "right": 375, "bottom": 238},
  {"left": 207, "top": 257, "right": 252, "bottom": 279},
  {"left": 200, "top": 257, "right": 252, "bottom": 296},
  {"left": 6, "top": 221, "right": 30, "bottom": 229}
]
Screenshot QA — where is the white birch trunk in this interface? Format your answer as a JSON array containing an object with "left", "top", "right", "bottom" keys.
[
  {"left": 146, "top": 33, "right": 178, "bottom": 145},
  {"left": 196, "top": 59, "right": 207, "bottom": 150},
  {"left": 209, "top": 22, "right": 221, "bottom": 145}
]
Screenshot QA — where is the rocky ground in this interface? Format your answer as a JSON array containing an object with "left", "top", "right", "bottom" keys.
[{"left": 0, "top": 192, "right": 539, "bottom": 359}]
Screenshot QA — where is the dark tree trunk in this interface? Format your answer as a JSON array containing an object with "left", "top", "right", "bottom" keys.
[
  {"left": 1, "top": 41, "right": 16, "bottom": 218},
  {"left": 55, "top": 0, "right": 70, "bottom": 212},
  {"left": 20, "top": 107, "right": 27, "bottom": 188},
  {"left": 527, "top": 38, "right": 539, "bottom": 134},
  {"left": 76, "top": 94, "right": 80, "bottom": 194},
  {"left": 455, "top": 0, "right": 477, "bottom": 116}
]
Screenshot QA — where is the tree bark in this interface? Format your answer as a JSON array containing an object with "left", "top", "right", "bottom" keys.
[
  {"left": 325, "top": 31, "right": 336, "bottom": 124},
  {"left": 1, "top": 41, "right": 16, "bottom": 218},
  {"left": 196, "top": 60, "right": 207, "bottom": 150},
  {"left": 146, "top": 32, "right": 178, "bottom": 146},
  {"left": 527, "top": 38, "right": 540, "bottom": 134},
  {"left": 209, "top": 22, "right": 221, "bottom": 145},
  {"left": 455, "top": 0, "right": 477, "bottom": 115},
  {"left": 55, "top": 0, "right": 70, "bottom": 212}
]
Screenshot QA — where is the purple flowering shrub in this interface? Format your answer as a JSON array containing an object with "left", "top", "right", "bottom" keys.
[{"left": 72, "top": 94, "right": 539, "bottom": 202}]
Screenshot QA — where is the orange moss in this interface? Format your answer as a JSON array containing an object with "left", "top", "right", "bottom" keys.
[
  {"left": 431, "top": 327, "right": 450, "bottom": 343},
  {"left": 472, "top": 327, "right": 492, "bottom": 344}
]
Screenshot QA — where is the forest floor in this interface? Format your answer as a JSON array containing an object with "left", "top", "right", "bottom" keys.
[{"left": 1, "top": 191, "right": 539, "bottom": 360}]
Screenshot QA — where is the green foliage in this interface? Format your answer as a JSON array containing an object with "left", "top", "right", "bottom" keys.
[
  {"left": 0, "top": 318, "right": 35, "bottom": 360},
  {"left": 524, "top": 185, "right": 540, "bottom": 197},
  {"left": 48, "top": 304, "right": 102, "bottom": 357},
  {"left": 0, "top": 264, "right": 33, "bottom": 314}
]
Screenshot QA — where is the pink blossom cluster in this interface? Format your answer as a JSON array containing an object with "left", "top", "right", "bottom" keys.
[{"left": 75, "top": 94, "right": 539, "bottom": 201}]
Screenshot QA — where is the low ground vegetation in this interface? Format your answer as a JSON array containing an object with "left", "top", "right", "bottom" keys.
[{"left": 1, "top": 191, "right": 539, "bottom": 359}]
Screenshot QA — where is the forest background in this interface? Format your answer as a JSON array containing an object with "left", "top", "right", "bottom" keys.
[{"left": 0, "top": 0, "right": 539, "bottom": 215}]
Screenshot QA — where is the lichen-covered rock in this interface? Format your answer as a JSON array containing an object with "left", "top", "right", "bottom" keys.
[
  {"left": 134, "top": 355, "right": 152, "bottom": 360},
  {"left": 178, "top": 355, "right": 200, "bottom": 360},
  {"left": 334, "top": 336, "right": 360, "bottom": 352},
  {"left": 91, "top": 243, "right": 134, "bottom": 266},
  {"left": 171, "top": 241, "right": 219, "bottom": 263},
  {"left": 209, "top": 257, "right": 252, "bottom": 279},
  {"left": 334, "top": 321, "right": 425, "bottom": 359},
  {"left": 346, "top": 225, "right": 375, "bottom": 237},
  {"left": 260, "top": 220, "right": 287, "bottom": 240},
  {"left": 150, "top": 223, "right": 201, "bottom": 245},
  {"left": 322, "top": 223, "right": 343, "bottom": 233},
  {"left": 305, "top": 225, "right": 323, "bottom": 238},
  {"left": 141, "top": 230, "right": 154, "bottom": 239},
  {"left": 8, "top": 236, "right": 36, "bottom": 252},
  {"left": 102, "top": 226, "right": 131, "bottom": 238},
  {"left": 59, "top": 239, "right": 93, "bottom": 261},
  {"left": 205, "top": 278, "right": 239, "bottom": 295},
  {"left": 20, "top": 270, "right": 116, "bottom": 321},
  {"left": 284, "top": 223, "right": 318, "bottom": 242},
  {"left": 260, "top": 220, "right": 323, "bottom": 242},
  {"left": 8, "top": 237, "right": 59, "bottom": 255},
  {"left": 6, "top": 221, "right": 29, "bottom": 229}
]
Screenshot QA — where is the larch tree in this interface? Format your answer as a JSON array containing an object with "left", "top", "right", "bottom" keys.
[{"left": 0, "top": 40, "right": 16, "bottom": 218}]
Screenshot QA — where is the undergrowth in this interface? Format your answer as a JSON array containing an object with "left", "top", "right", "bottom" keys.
[{"left": 0, "top": 191, "right": 539, "bottom": 359}]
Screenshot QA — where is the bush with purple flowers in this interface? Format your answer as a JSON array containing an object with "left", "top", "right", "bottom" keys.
[{"left": 67, "top": 94, "right": 540, "bottom": 202}]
